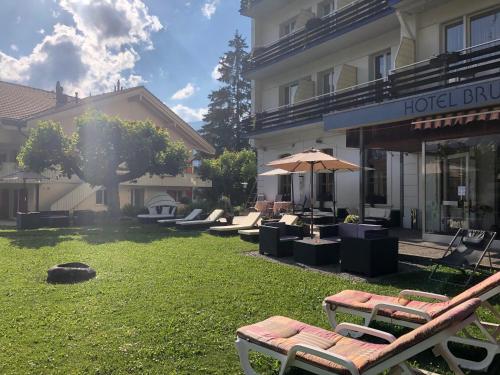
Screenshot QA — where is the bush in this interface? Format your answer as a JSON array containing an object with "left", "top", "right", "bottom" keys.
[
  {"left": 179, "top": 196, "right": 192, "bottom": 205},
  {"left": 344, "top": 214, "right": 360, "bottom": 224},
  {"left": 122, "top": 204, "right": 147, "bottom": 218}
]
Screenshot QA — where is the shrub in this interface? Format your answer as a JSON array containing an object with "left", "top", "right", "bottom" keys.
[
  {"left": 344, "top": 214, "right": 360, "bottom": 224},
  {"left": 122, "top": 204, "right": 147, "bottom": 218}
]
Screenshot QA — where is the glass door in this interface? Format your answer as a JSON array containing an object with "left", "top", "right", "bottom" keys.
[{"left": 442, "top": 153, "right": 469, "bottom": 231}]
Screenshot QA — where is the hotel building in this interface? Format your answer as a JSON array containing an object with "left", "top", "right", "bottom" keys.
[{"left": 242, "top": 0, "right": 500, "bottom": 242}]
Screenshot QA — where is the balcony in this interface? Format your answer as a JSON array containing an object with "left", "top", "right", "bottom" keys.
[
  {"left": 245, "top": 0, "right": 393, "bottom": 74},
  {"left": 246, "top": 40, "right": 500, "bottom": 134}
]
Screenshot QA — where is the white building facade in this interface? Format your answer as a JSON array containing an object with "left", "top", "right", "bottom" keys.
[{"left": 242, "top": 0, "right": 500, "bottom": 242}]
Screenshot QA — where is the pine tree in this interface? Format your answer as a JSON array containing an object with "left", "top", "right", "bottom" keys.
[{"left": 200, "top": 31, "right": 251, "bottom": 154}]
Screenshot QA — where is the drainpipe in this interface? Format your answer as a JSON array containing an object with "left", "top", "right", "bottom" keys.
[
  {"left": 400, "top": 152, "right": 404, "bottom": 228},
  {"left": 359, "top": 128, "right": 365, "bottom": 222}
]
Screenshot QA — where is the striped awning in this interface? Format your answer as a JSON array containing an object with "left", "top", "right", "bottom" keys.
[{"left": 412, "top": 107, "right": 500, "bottom": 130}]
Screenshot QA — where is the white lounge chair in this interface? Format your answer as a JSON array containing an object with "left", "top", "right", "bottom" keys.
[
  {"left": 157, "top": 209, "right": 202, "bottom": 226},
  {"left": 238, "top": 214, "right": 299, "bottom": 242},
  {"left": 323, "top": 272, "right": 500, "bottom": 371},
  {"left": 236, "top": 299, "right": 482, "bottom": 375},
  {"left": 137, "top": 205, "right": 177, "bottom": 223},
  {"left": 209, "top": 212, "right": 262, "bottom": 236},
  {"left": 176, "top": 209, "right": 225, "bottom": 230}
]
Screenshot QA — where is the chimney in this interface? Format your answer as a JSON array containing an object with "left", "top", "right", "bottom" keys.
[
  {"left": 55, "top": 81, "right": 67, "bottom": 106},
  {"left": 116, "top": 79, "right": 121, "bottom": 91}
]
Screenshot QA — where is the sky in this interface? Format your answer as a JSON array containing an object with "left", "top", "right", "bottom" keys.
[{"left": 0, "top": 0, "right": 251, "bottom": 128}]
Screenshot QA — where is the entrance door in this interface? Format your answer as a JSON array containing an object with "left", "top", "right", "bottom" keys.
[
  {"left": 442, "top": 153, "right": 469, "bottom": 231},
  {"left": 0, "top": 189, "right": 9, "bottom": 219}
]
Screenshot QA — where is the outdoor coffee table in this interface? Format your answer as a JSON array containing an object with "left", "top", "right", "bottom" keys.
[{"left": 293, "top": 238, "right": 340, "bottom": 266}]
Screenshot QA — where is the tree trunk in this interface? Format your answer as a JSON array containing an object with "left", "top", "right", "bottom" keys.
[{"left": 105, "top": 181, "right": 121, "bottom": 218}]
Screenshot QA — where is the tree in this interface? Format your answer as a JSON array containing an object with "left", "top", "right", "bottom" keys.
[
  {"left": 198, "top": 149, "right": 256, "bottom": 206},
  {"left": 18, "top": 111, "right": 188, "bottom": 217},
  {"left": 200, "top": 31, "right": 251, "bottom": 154}
]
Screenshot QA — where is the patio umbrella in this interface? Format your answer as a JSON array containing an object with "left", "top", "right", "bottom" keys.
[
  {"left": 267, "top": 149, "right": 359, "bottom": 237},
  {"left": 259, "top": 168, "right": 303, "bottom": 214},
  {"left": 0, "top": 169, "right": 49, "bottom": 213}
]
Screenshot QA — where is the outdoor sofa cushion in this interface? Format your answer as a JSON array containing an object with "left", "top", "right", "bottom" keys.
[
  {"left": 237, "top": 299, "right": 480, "bottom": 374},
  {"left": 324, "top": 272, "right": 500, "bottom": 324},
  {"left": 365, "top": 207, "right": 391, "bottom": 220}
]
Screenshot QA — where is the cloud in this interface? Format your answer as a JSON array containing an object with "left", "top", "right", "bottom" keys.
[
  {"left": 171, "top": 104, "right": 207, "bottom": 122},
  {"left": 38, "top": 28, "right": 46, "bottom": 34},
  {"left": 0, "top": 0, "right": 162, "bottom": 95},
  {"left": 211, "top": 63, "right": 222, "bottom": 80},
  {"left": 171, "top": 83, "right": 197, "bottom": 100},
  {"left": 10, "top": 44, "right": 18, "bottom": 52},
  {"left": 201, "top": 0, "right": 220, "bottom": 19}
]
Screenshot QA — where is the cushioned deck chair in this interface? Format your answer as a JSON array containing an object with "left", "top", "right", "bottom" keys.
[
  {"left": 236, "top": 299, "right": 482, "bottom": 375},
  {"left": 157, "top": 209, "right": 202, "bottom": 226},
  {"left": 137, "top": 205, "right": 177, "bottom": 223},
  {"left": 323, "top": 272, "right": 500, "bottom": 371},
  {"left": 209, "top": 212, "right": 261, "bottom": 236},
  {"left": 238, "top": 214, "right": 299, "bottom": 242},
  {"left": 175, "top": 209, "right": 224, "bottom": 230},
  {"left": 429, "top": 228, "right": 496, "bottom": 286}
]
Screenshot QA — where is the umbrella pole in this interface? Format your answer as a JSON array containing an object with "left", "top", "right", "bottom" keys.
[
  {"left": 291, "top": 174, "right": 295, "bottom": 214},
  {"left": 310, "top": 163, "right": 314, "bottom": 239},
  {"left": 332, "top": 170, "right": 336, "bottom": 224}
]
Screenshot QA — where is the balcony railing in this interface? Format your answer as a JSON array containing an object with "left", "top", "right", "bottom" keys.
[
  {"left": 245, "top": 0, "right": 391, "bottom": 72},
  {"left": 240, "top": 0, "right": 260, "bottom": 14},
  {"left": 246, "top": 40, "right": 500, "bottom": 132}
]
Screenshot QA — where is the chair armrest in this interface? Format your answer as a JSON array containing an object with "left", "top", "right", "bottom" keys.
[
  {"left": 260, "top": 225, "right": 280, "bottom": 243},
  {"left": 335, "top": 323, "right": 396, "bottom": 343},
  {"left": 287, "top": 344, "right": 360, "bottom": 375},
  {"left": 371, "top": 303, "right": 432, "bottom": 322},
  {"left": 285, "top": 224, "right": 303, "bottom": 238},
  {"left": 398, "top": 290, "right": 450, "bottom": 302}
]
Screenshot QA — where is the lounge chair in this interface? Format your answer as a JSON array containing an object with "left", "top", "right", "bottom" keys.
[
  {"left": 137, "top": 205, "right": 177, "bottom": 223},
  {"left": 157, "top": 209, "right": 202, "bottom": 226},
  {"left": 238, "top": 214, "right": 299, "bottom": 242},
  {"left": 236, "top": 299, "right": 482, "bottom": 375},
  {"left": 175, "top": 209, "right": 224, "bottom": 230},
  {"left": 209, "top": 212, "right": 261, "bottom": 236},
  {"left": 323, "top": 272, "right": 500, "bottom": 371},
  {"left": 429, "top": 228, "right": 496, "bottom": 286}
]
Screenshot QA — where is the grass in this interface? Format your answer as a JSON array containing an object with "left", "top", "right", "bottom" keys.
[{"left": 0, "top": 224, "right": 497, "bottom": 374}]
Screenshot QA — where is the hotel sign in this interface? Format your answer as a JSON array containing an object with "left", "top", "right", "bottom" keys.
[{"left": 324, "top": 79, "right": 500, "bottom": 131}]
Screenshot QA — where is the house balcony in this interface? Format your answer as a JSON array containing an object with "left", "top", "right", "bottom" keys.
[
  {"left": 246, "top": 39, "right": 500, "bottom": 135},
  {"left": 244, "top": 0, "right": 394, "bottom": 76}
]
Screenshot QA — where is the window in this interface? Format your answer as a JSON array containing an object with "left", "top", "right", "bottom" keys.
[
  {"left": 130, "top": 188, "right": 145, "bottom": 208},
  {"left": 278, "top": 175, "right": 292, "bottom": 201},
  {"left": 317, "top": 149, "right": 334, "bottom": 200},
  {"left": 318, "top": 69, "right": 335, "bottom": 95},
  {"left": 280, "top": 17, "right": 297, "bottom": 38},
  {"left": 445, "top": 21, "right": 464, "bottom": 52},
  {"left": 471, "top": 9, "right": 500, "bottom": 46},
  {"left": 281, "top": 82, "right": 299, "bottom": 106},
  {"left": 96, "top": 189, "right": 107, "bottom": 205},
  {"left": 318, "top": 0, "right": 335, "bottom": 17},
  {"left": 0, "top": 152, "right": 7, "bottom": 163},
  {"left": 365, "top": 150, "right": 387, "bottom": 205},
  {"left": 373, "top": 51, "right": 392, "bottom": 79}
]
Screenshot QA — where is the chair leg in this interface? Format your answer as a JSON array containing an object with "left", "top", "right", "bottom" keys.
[
  {"left": 435, "top": 344, "right": 466, "bottom": 375},
  {"left": 323, "top": 302, "right": 338, "bottom": 329},
  {"left": 235, "top": 338, "right": 259, "bottom": 375}
]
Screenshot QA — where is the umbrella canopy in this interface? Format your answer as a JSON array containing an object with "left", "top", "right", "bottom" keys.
[
  {"left": 267, "top": 149, "right": 360, "bottom": 173},
  {"left": 267, "top": 149, "right": 360, "bottom": 237},
  {"left": 0, "top": 170, "right": 49, "bottom": 182},
  {"left": 259, "top": 168, "right": 291, "bottom": 176}
]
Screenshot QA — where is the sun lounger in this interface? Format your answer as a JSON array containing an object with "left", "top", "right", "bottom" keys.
[
  {"left": 209, "top": 212, "right": 261, "bottom": 236},
  {"left": 236, "top": 299, "right": 482, "bottom": 375},
  {"left": 175, "top": 209, "right": 224, "bottom": 230},
  {"left": 238, "top": 214, "right": 299, "bottom": 242},
  {"left": 323, "top": 272, "right": 500, "bottom": 371},
  {"left": 429, "top": 228, "right": 496, "bottom": 286},
  {"left": 157, "top": 209, "right": 202, "bottom": 226},
  {"left": 137, "top": 205, "right": 177, "bottom": 223}
]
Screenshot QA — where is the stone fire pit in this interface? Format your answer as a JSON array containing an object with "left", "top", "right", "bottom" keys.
[{"left": 47, "top": 262, "right": 96, "bottom": 284}]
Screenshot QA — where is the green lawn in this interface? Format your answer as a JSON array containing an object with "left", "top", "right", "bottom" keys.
[{"left": 0, "top": 224, "right": 497, "bottom": 374}]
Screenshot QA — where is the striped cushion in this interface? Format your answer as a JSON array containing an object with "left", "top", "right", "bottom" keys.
[
  {"left": 324, "top": 272, "right": 499, "bottom": 324},
  {"left": 237, "top": 316, "right": 385, "bottom": 374},
  {"left": 236, "top": 299, "right": 481, "bottom": 373}
]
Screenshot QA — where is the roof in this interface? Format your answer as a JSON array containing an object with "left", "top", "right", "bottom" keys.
[
  {"left": 0, "top": 81, "right": 60, "bottom": 121},
  {"left": 0, "top": 80, "right": 215, "bottom": 155}
]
